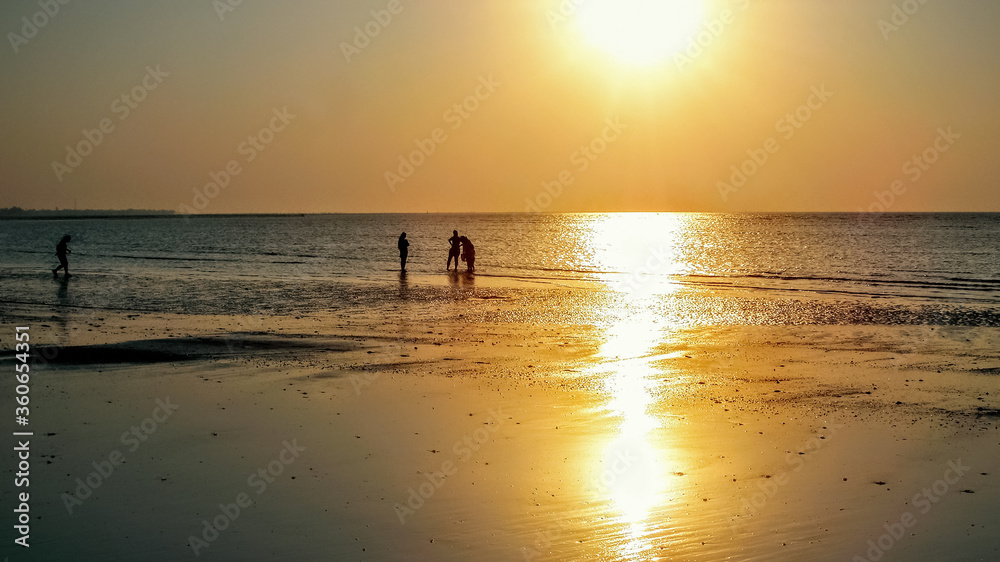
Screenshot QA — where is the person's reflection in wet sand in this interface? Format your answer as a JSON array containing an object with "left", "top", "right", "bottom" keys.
[
  {"left": 51, "top": 276, "right": 72, "bottom": 351},
  {"left": 56, "top": 276, "right": 69, "bottom": 303},
  {"left": 398, "top": 269, "right": 409, "bottom": 298},
  {"left": 451, "top": 269, "right": 474, "bottom": 287},
  {"left": 446, "top": 269, "right": 475, "bottom": 293}
]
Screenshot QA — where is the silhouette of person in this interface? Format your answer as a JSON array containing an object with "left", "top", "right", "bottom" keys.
[
  {"left": 447, "top": 230, "right": 461, "bottom": 270},
  {"left": 398, "top": 232, "right": 409, "bottom": 271},
  {"left": 459, "top": 236, "right": 475, "bottom": 273},
  {"left": 52, "top": 235, "right": 72, "bottom": 278}
]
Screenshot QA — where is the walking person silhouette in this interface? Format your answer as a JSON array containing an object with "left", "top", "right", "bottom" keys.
[{"left": 52, "top": 235, "right": 72, "bottom": 278}]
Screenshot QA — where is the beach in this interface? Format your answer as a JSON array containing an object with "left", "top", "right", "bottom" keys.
[
  {"left": 5, "top": 0, "right": 1000, "bottom": 557},
  {"left": 2, "top": 265, "right": 998, "bottom": 561}
]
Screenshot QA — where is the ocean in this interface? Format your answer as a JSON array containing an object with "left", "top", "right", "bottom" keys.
[{"left": 1, "top": 213, "right": 998, "bottom": 325}]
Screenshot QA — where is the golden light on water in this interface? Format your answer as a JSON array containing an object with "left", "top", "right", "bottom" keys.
[
  {"left": 591, "top": 213, "right": 688, "bottom": 297},
  {"left": 577, "top": 0, "right": 706, "bottom": 66},
  {"left": 585, "top": 214, "right": 693, "bottom": 556},
  {"left": 593, "top": 311, "right": 667, "bottom": 556}
]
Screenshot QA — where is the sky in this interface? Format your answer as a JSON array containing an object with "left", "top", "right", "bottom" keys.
[{"left": 1, "top": 0, "right": 998, "bottom": 213}]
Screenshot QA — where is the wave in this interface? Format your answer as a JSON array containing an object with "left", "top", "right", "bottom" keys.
[{"left": 683, "top": 273, "right": 1000, "bottom": 292}]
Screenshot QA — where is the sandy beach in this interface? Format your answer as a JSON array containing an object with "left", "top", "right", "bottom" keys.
[
  {"left": 3, "top": 290, "right": 998, "bottom": 561},
  {"left": 4, "top": 0, "right": 1000, "bottom": 557}
]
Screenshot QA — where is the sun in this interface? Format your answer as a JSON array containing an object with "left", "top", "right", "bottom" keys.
[{"left": 577, "top": 0, "right": 706, "bottom": 66}]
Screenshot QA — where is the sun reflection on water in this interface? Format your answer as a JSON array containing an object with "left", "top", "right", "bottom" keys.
[
  {"left": 587, "top": 214, "right": 692, "bottom": 558},
  {"left": 593, "top": 310, "right": 666, "bottom": 556},
  {"left": 590, "top": 213, "right": 688, "bottom": 297}
]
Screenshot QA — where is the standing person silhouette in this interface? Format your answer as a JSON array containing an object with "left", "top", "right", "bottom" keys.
[
  {"left": 52, "top": 235, "right": 72, "bottom": 278},
  {"left": 459, "top": 236, "right": 475, "bottom": 273},
  {"left": 447, "top": 230, "right": 461, "bottom": 270},
  {"left": 397, "top": 232, "right": 409, "bottom": 271}
]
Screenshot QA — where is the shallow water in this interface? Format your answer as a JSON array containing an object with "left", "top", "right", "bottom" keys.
[{"left": 1, "top": 213, "right": 998, "bottom": 324}]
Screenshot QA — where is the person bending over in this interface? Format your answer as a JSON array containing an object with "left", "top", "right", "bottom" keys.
[{"left": 460, "top": 236, "right": 475, "bottom": 273}]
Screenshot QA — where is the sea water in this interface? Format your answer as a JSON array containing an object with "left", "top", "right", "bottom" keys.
[{"left": 1, "top": 213, "right": 998, "bottom": 325}]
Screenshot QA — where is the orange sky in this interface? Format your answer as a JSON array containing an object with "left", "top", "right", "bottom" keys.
[{"left": 1, "top": 0, "right": 998, "bottom": 213}]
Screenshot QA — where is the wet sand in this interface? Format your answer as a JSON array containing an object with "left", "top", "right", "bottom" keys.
[{"left": 2, "top": 301, "right": 999, "bottom": 561}]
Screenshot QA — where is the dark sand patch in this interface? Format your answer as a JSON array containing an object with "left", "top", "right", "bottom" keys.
[{"left": 31, "top": 332, "right": 361, "bottom": 365}]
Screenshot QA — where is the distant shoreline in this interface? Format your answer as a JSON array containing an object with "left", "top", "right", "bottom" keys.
[
  {"left": 0, "top": 208, "right": 176, "bottom": 220},
  {"left": 1, "top": 214, "right": 181, "bottom": 221},
  {"left": 2, "top": 209, "right": 998, "bottom": 220}
]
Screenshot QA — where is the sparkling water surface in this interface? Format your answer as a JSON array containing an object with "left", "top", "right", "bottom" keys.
[{"left": 1, "top": 213, "right": 998, "bottom": 324}]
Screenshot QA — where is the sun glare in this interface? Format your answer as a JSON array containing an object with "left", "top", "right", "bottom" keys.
[{"left": 577, "top": 0, "right": 705, "bottom": 66}]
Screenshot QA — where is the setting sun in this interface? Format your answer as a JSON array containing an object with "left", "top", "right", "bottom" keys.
[
  {"left": 4, "top": 0, "right": 1000, "bottom": 558},
  {"left": 577, "top": 0, "right": 706, "bottom": 65}
]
